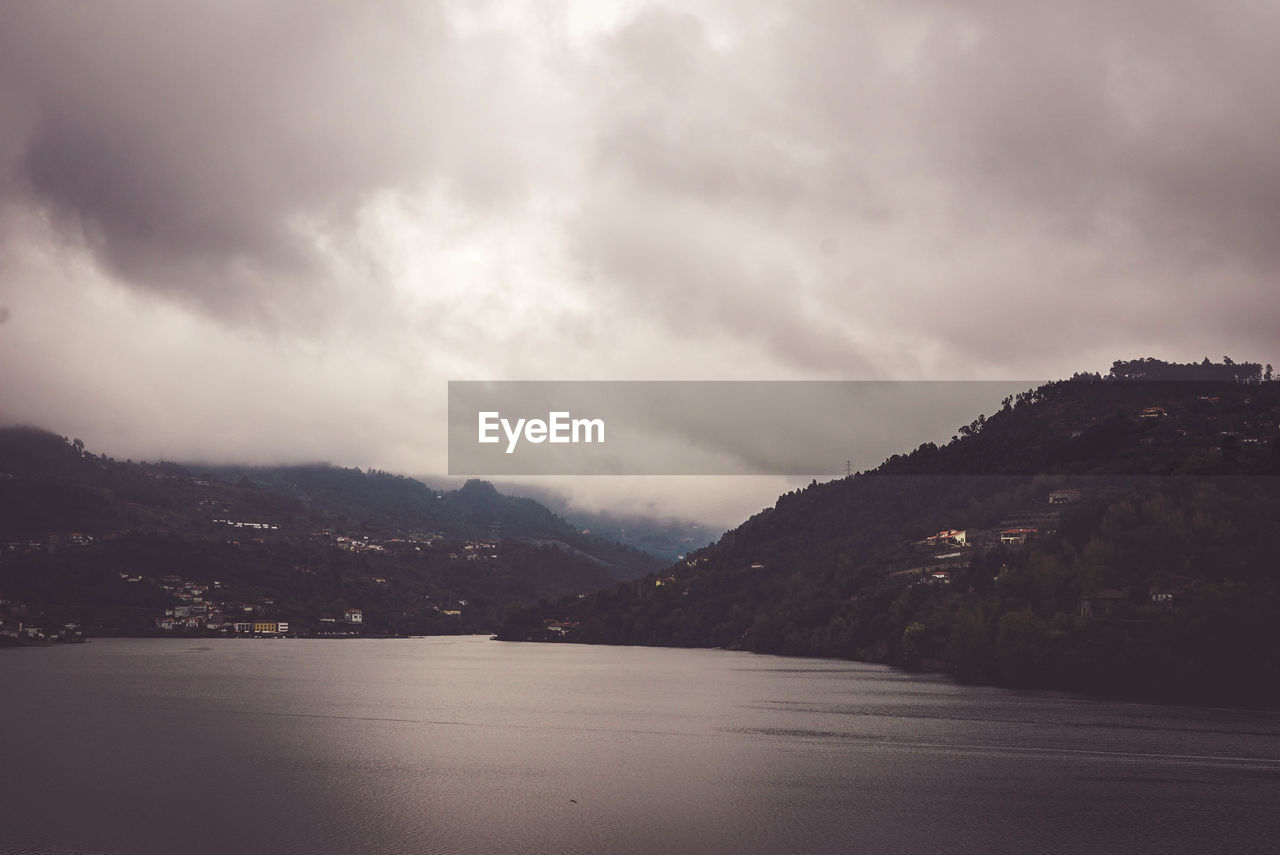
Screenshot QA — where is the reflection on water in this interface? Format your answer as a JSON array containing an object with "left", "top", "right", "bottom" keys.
[{"left": 2, "top": 637, "right": 1278, "bottom": 854}]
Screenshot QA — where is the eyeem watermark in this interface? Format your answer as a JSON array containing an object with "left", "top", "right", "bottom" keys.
[
  {"left": 450, "top": 380, "right": 1042, "bottom": 476},
  {"left": 478, "top": 411, "right": 605, "bottom": 454}
]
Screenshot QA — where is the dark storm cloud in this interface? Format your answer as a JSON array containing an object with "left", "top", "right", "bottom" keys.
[
  {"left": 5, "top": 0, "right": 1276, "bottom": 366},
  {"left": 0, "top": 1, "right": 450, "bottom": 324},
  {"left": 572, "top": 0, "right": 1280, "bottom": 375},
  {"left": 900, "top": 1, "right": 1280, "bottom": 265},
  {"left": 567, "top": 5, "right": 884, "bottom": 376},
  {"left": 890, "top": 0, "right": 1280, "bottom": 364},
  {"left": 571, "top": 189, "right": 878, "bottom": 375}
]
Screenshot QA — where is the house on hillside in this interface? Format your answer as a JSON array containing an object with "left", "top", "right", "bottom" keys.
[
  {"left": 1000, "top": 528, "right": 1037, "bottom": 544},
  {"left": 927, "top": 529, "right": 967, "bottom": 546},
  {"left": 1048, "top": 489, "right": 1081, "bottom": 504}
]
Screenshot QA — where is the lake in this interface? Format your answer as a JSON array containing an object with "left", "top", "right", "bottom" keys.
[{"left": 2, "top": 636, "right": 1278, "bottom": 854}]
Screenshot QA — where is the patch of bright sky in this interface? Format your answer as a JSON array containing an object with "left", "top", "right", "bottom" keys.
[{"left": 359, "top": 188, "right": 587, "bottom": 321}]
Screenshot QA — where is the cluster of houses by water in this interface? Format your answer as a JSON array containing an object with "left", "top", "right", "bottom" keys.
[
  {"left": 146, "top": 571, "right": 368, "bottom": 635},
  {"left": 0, "top": 599, "right": 84, "bottom": 644},
  {"left": 1, "top": 514, "right": 486, "bottom": 639}
]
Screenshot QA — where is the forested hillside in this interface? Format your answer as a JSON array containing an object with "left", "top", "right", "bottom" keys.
[
  {"left": 499, "top": 360, "right": 1280, "bottom": 705},
  {"left": 0, "top": 428, "right": 653, "bottom": 639},
  {"left": 202, "top": 464, "right": 660, "bottom": 580}
]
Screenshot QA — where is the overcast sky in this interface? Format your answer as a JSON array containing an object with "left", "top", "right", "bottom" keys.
[{"left": 1, "top": 0, "right": 1277, "bottom": 527}]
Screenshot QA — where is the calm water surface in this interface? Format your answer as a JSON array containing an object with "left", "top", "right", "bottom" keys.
[{"left": 3, "top": 637, "right": 1279, "bottom": 854}]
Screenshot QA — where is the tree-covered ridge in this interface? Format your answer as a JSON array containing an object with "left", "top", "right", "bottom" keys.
[
  {"left": 201, "top": 464, "right": 661, "bottom": 580},
  {"left": 498, "top": 361, "right": 1280, "bottom": 705},
  {"left": 0, "top": 427, "right": 656, "bottom": 639},
  {"left": 1106, "top": 356, "right": 1270, "bottom": 383}
]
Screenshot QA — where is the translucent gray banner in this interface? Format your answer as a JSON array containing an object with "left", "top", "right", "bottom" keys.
[{"left": 448, "top": 381, "right": 1038, "bottom": 476}]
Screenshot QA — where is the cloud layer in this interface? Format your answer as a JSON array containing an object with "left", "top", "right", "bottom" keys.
[{"left": 1, "top": 0, "right": 1277, "bottom": 523}]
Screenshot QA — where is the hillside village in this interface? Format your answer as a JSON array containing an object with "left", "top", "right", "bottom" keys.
[
  {"left": 0, "top": 428, "right": 641, "bottom": 641},
  {"left": 1, "top": 523, "right": 516, "bottom": 643}
]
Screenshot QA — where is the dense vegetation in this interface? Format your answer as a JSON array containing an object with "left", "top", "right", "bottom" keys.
[
  {"left": 0, "top": 428, "right": 659, "bottom": 638},
  {"left": 201, "top": 464, "right": 661, "bottom": 579},
  {"left": 498, "top": 359, "right": 1280, "bottom": 705}
]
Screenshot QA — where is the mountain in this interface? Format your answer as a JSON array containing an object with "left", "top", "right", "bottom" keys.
[
  {"left": 497, "top": 359, "right": 1280, "bottom": 705},
  {"left": 198, "top": 464, "right": 662, "bottom": 579},
  {"left": 0, "top": 428, "right": 656, "bottom": 639},
  {"left": 488, "top": 482, "right": 720, "bottom": 562}
]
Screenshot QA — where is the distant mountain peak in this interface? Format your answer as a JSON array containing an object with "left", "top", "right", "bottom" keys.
[{"left": 459, "top": 479, "right": 499, "bottom": 496}]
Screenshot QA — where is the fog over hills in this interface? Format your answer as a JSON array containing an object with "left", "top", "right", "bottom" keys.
[{"left": 486, "top": 480, "right": 721, "bottom": 562}]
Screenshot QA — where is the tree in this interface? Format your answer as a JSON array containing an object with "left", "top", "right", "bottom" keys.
[{"left": 901, "top": 621, "right": 926, "bottom": 671}]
